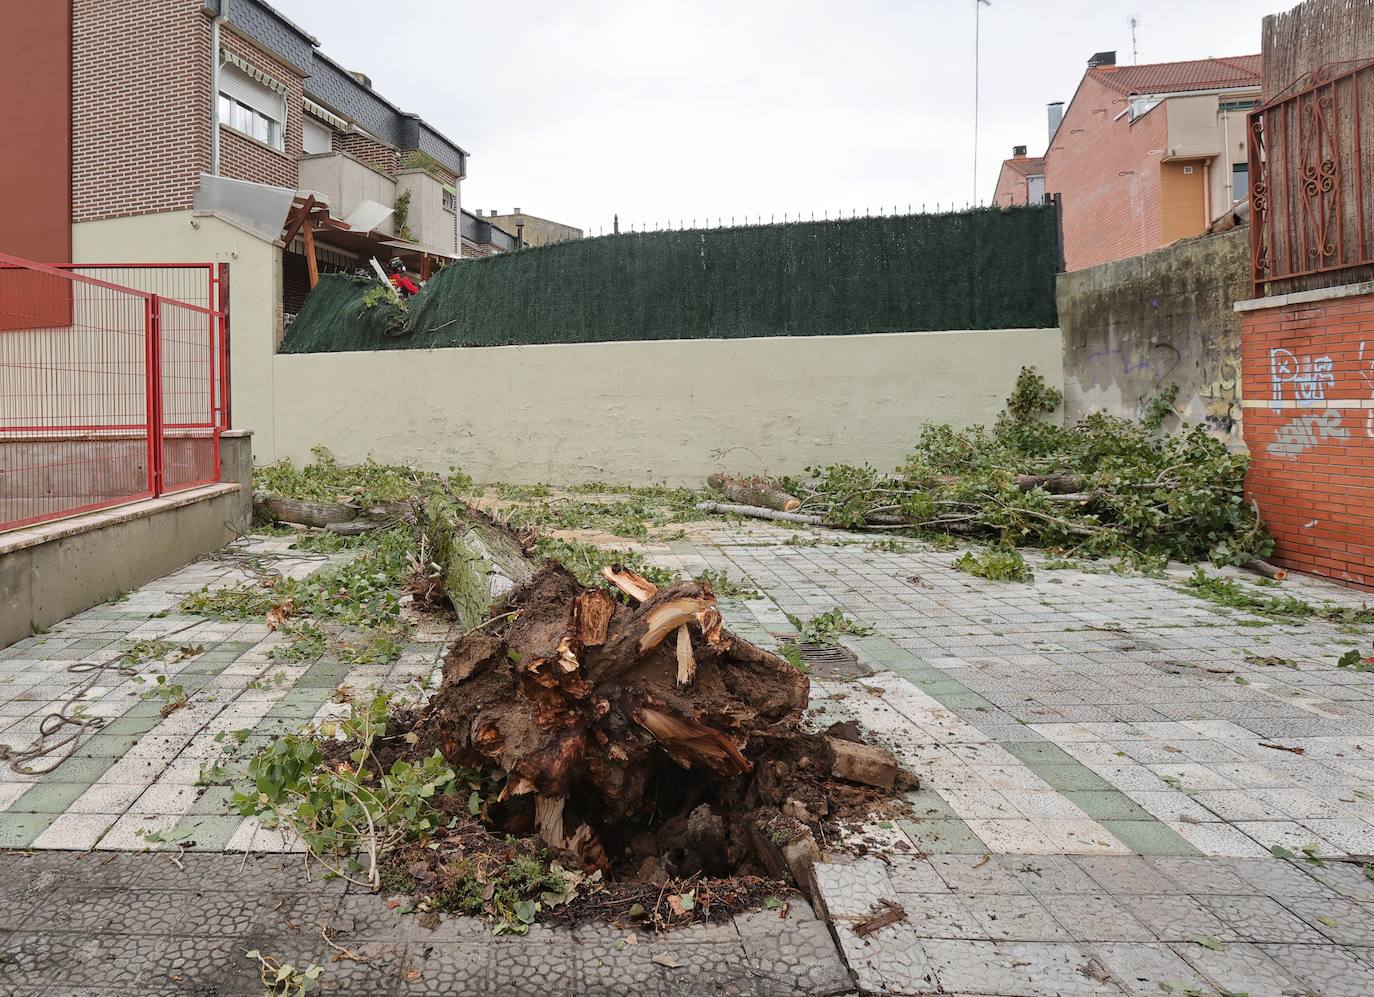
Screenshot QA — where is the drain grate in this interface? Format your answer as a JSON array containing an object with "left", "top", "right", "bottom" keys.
[{"left": 771, "top": 637, "right": 869, "bottom": 678}]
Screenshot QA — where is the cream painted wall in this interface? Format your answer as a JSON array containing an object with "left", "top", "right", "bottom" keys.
[
  {"left": 271, "top": 329, "right": 1063, "bottom": 485},
  {"left": 72, "top": 211, "right": 282, "bottom": 460}
]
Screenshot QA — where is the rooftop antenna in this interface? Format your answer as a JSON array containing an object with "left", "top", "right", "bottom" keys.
[
  {"left": 973, "top": 0, "right": 992, "bottom": 205},
  {"left": 1129, "top": 14, "right": 1141, "bottom": 64}
]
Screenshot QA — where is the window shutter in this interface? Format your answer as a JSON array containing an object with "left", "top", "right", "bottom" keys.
[
  {"left": 220, "top": 63, "right": 283, "bottom": 122},
  {"left": 303, "top": 117, "right": 332, "bottom": 154}
]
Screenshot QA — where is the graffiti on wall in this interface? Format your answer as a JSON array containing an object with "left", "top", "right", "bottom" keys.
[
  {"left": 1266, "top": 409, "right": 1350, "bottom": 459},
  {"left": 1270, "top": 348, "right": 1335, "bottom": 406}
]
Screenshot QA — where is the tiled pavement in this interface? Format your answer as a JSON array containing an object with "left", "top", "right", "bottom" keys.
[{"left": 3, "top": 525, "right": 1374, "bottom": 994}]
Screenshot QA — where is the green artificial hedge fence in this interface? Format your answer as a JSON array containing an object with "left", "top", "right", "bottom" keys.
[{"left": 280, "top": 205, "right": 1059, "bottom": 354}]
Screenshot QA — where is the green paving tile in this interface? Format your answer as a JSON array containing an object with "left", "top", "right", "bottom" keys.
[
  {"left": 70, "top": 734, "right": 143, "bottom": 758},
  {"left": 1062, "top": 791, "right": 1154, "bottom": 821},
  {"left": 185, "top": 785, "right": 239, "bottom": 815},
  {"left": 0, "top": 812, "right": 54, "bottom": 848},
  {"left": 1003, "top": 741, "right": 1072, "bottom": 765},
  {"left": 1027, "top": 764, "right": 1114, "bottom": 792},
  {"left": 906, "top": 789, "right": 959, "bottom": 819},
  {"left": 173, "top": 813, "right": 244, "bottom": 851},
  {"left": 1099, "top": 819, "right": 1200, "bottom": 856},
  {"left": 8, "top": 781, "right": 92, "bottom": 814},
  {"left": 23, "top": 756, "right": 110, "bottom": 784},
  {"left": 100, "top": 714, "right": 165, "bottom": 736},
  {"left": 911, "top": 678, "right": 972, "bottom": 697},
  {"left": 898, "top": 818, "right": 988, "bottom": 855}
]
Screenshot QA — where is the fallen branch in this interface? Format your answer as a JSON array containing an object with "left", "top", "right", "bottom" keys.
[
  {"left": 696, "top": 501, "right": 825, "bottom": 526},
  {"left": 853, "top": 899, "right": 908, "bottom": 937}
]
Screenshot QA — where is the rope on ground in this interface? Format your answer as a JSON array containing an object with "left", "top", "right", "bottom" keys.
[
  {"left": 0, "top": 617, "right": 204, "bottom": 776},
  {"left": 0, "top": 660, "right": 132, "bottom": 775}
]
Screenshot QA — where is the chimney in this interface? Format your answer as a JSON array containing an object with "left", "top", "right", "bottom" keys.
[
  {"left": 1047, "top": 101, "right": 1064, "bottom": 141},
  {"left": 1087, "top": 50, "right": 1117, "bottom": 69},
  {"left": 513, "top": 207, "right": 522, "bottom": 215},
  {"left": 489, "top": 209, "right": 497, "bottom": 217},
  {"left": 349, "top": 70, "right": 372, "bottom": 88},
  {"left": 1012, "top": 144, "right": 1027, "bottom": 157}
]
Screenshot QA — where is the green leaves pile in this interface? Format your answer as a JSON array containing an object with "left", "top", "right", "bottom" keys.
[
  {"left": 233, "top": 692, "right": 470, "bottom": 884},
  {"left": 783, "top": 368, "right": 1271, "bottom": 567}
]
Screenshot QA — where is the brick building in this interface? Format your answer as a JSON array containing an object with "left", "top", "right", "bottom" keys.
[
  {"left": 1005, "top": 51, "right": 1261, "bottom": 271},
  {"left": 0, "top": 0, "right": 485, "bottom": 460},
  {"left": 1235, "top": 0, "right": 1374, "bottom": 590},
  {"left": 991, "top": 147, "right": 1046, "bottom": 208}
]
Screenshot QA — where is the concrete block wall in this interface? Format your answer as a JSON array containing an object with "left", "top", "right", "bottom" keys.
[
  {"left": 1058, "top": 228, "right": 1249, "bottom": 446},
  {"left": 1239, "top": 285, "right": 1374, "bottom": 589}
]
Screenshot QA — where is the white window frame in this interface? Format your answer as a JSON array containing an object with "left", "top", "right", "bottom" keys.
[{"left": 218, "top": 55, "right": 287, "bottom": 153}]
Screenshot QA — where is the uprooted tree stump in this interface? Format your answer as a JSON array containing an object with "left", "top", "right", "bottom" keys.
[{"left": 403, "top": 501, "right": 914, "bottom": 889}]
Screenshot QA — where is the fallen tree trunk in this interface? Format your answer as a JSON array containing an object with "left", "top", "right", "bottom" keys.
[
  {"left": 254, "top": 491, "right": 357, "bottom": 527},
  {"left": 707, "top": 473, "right": 802, "bottom": 512},
  {"left": 424, "top": 502, "right": 535, "bottom": 630}
]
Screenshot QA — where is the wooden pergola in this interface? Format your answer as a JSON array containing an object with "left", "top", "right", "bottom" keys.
[{"left": 281, "top": 195, "right": 454, "bottom": 287}]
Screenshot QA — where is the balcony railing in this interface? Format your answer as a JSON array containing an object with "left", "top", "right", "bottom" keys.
[{"left": 1248, "top": 58, "right": 1374, "bottom": 296}]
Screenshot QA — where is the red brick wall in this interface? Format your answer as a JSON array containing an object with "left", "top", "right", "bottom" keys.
[
  {"left": 337, "top": 132, "right": 399, "bottom": 178},
  {"left": 1044, "top": 74, "right": 1167, "bottom": 271},
  {"left": 992, "top": 163, "right": 1029, "bottom": 208},
  {"left": 218, "top": 29, "right": 302, "bottom": 190},
  {"left": 72, "top": 0, "right": 210, "bottom": 222},
  {"left": 1240, "top": 290, "right": 1374, "bottom": 589}
]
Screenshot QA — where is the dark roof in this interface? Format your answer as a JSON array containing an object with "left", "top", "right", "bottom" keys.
[
  {"left": 1003, "top": 156, "right": 1046, "bottom": 178},
  {"left": 1090, "top": 55, "right": 1262, "bottom": 96},
  {"left": 213, "top": 0, "right": 468, "bottom": 178}
]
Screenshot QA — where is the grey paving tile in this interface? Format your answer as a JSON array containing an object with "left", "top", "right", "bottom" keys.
[
  {"left": 1197, "top": 894, "right": 1331, "bottom": 943},
  {"left": 1260, "top": 942, "right": 1374, "bottom": 997}
]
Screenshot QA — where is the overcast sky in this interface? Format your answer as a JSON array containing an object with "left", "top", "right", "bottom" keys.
[{"left": 275, "top": 0, "right": 1286, "bottom": 234}]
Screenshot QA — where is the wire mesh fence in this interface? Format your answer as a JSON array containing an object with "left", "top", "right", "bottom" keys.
[{"left": 0, "top": 254, "right": 227, "bottom": 532}]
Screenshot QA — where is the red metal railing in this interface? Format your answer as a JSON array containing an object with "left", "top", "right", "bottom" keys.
[
  {"left": 1249, "top": 58, "right": 1374, "bottom": 295},
  {"left": 0, "top": 253, "right": 228, "bottom": 533}
]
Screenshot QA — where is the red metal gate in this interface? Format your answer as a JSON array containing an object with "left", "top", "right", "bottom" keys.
[{"left": 0, "top": 253, "right": 228, "bottom": 532}]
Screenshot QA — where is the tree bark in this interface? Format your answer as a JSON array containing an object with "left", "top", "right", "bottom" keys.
[
  {"left": 707, "top": 473, "right": 802, "bottom": 512},
  {"left": 254, "top": 491, "right": 358, "bottom": 527}
]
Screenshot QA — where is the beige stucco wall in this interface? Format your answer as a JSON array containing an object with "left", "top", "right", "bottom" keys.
[
  {"left": 298, "top": 153, "right": 397, "bottom": 236},
  {"left": 396, "top": 170, "right": 458, "bottom": 256},
  {"left": 72, "top": 211, "right": 282, "bottom": 461},
  {"left": 270, "top": 329, "right": 1063, "bottom": 484}
]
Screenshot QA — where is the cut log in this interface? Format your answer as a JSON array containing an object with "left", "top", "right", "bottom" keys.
[
  {"left": 826, "top": 736, "right": 906, "bottom": 791},
  {"left": 254, "top": 491, "right": 357, "bottom": 527},
  {"left": 1242, "top": 557, "right": 1288, "bottom": 581},
  {"left": 707, "top": 473, "right": 802, "bottom": 512}
]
